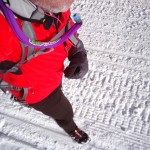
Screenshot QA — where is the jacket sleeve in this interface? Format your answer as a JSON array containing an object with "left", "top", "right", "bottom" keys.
[
  {"left": 64, "top": 10, "right": 85, "bottom": 57},
  {"left": 68, "top": 39, "right": 87, "bottom": 60},
  {"left": 64, "top": 39, "right": 88, "bottom": 79},
  {"left": 64, "top": 22, "right": 88, "bottom": 79}
]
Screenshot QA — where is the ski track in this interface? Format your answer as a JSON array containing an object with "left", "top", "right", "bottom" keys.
[
  {"left": 0, "top": 131, "right": 38, "bottom": 150},
  {"left": 1, "top": 0, "right": 150, "bottom": 149}
]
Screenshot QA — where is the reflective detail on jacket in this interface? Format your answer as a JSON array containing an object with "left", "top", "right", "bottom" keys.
[{"left": 0, "top": 10, "right": 74, "bottom": 104}]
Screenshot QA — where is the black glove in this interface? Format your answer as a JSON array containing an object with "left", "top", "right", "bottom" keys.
[{"left": 64, "top": 40, "right": 88, "bottom": 79}]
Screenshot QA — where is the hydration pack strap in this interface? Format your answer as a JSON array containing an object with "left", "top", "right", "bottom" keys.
[
  {"left": 67, "top": 19, "right": 79, "bottom": 46},
  {"left": 22, "top": 21, "right": 36, "bottom": 58},
  {"left": 0, "top": 80, "right": 21, "bottom": 92},
  {"left": 0, "top": 79, "right": 28, "bottom": 101},
  {"left": 20, "top": 17, "right": 80, "bottom": 60},
  {"left": 0, "top": 0, "right": 82, "bottom": 49},
  {"left": 21, "top": 21, "right": 67, "bottom": 62}
]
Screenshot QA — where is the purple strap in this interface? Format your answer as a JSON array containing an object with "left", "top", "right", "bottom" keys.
[{"left": 0, "top": 0, "right": 81, "bottom": 49}]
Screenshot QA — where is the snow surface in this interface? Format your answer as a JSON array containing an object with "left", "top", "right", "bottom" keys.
[{"left": 0, "top": 0, "right": 150, "bottom": 149}]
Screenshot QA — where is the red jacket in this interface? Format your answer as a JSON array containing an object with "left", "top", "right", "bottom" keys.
[{"left": 0, "top": 10, "right": 73, "bottom": 104}]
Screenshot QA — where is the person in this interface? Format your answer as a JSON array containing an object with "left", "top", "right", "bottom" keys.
[{"left": 0, "top": 0, "right": 89, "bottom": 144}]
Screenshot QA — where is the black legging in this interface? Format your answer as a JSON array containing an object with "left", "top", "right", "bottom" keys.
[{"left": 29, "top": 85, "right": 77, "bottom": 133}]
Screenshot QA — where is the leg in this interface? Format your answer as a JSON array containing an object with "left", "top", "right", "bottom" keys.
[
  {"left": 29, "top": 85, "right": 89, "bottom": 143},
  {"left": 29, "top": 85, "right": 77, "bottom": 133}
]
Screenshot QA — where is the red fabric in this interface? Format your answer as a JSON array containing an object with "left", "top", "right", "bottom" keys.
[{"left": 0, "top": 10, "right": 73, "bottom": 104}]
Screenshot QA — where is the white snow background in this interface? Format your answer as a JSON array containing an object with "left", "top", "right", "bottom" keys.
[{"left": 0, "top": 0, "right": 150, "bottom": 149}]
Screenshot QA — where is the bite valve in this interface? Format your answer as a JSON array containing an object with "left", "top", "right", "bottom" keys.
[{"left": 73, "top": 13, "right": 82, "bottom": 24}]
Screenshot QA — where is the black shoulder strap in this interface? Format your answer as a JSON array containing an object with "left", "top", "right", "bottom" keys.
[{"left": 14, "top": 12, "right": 54, "bottom": 30}]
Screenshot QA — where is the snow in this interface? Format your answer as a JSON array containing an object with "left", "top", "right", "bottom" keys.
[{"left": 0, "top": 0, "right": 150, "bottom": 149}]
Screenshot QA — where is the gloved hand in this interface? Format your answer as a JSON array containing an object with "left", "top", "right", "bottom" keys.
[{"left": 64, "top": 40, "right": 88, "bottom": 79}]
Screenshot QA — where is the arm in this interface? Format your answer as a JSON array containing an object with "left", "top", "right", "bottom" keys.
[{"left": 64, "top": 39, "right": 88, "bottom": 79}]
